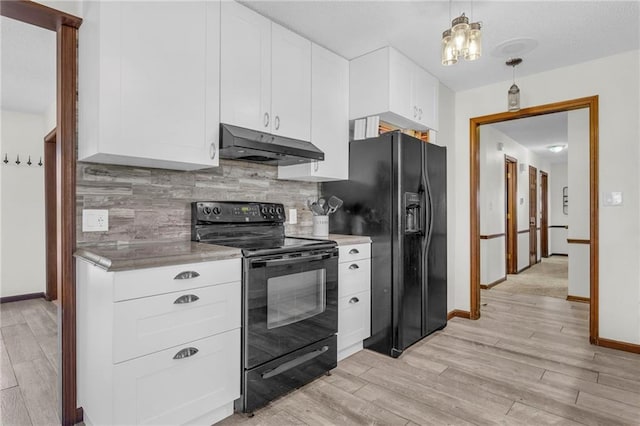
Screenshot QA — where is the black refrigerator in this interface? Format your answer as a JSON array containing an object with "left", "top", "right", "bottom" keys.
[{"left": 323, "top": 131, "right": 447, "bottom": 358}]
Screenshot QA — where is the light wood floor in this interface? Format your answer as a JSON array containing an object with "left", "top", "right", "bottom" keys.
[
  {"left": 0, "top": 298, "right": 59, "bottom": 425},
  {"left": 220, "top": 289, "right": 640, "bottom": 426}
]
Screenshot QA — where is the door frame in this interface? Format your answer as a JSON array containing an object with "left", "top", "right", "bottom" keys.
[
  {"left": 0, "top": 1, "right": 82, "bottom": 424},
  {"left": 528, "top": 165, "right": 538, "bottom": 266},
  {"left": 469, "top": 96, "right": 599, "bottom": 345},
  {"left": 44, "top": 128, "right": 57, "bottom": 301},
  {"left": 540, "top": 170, "right": 549, "bottom": 258},
  {"left": 504, "top": 155, "right": 518, "bottom": 274}
]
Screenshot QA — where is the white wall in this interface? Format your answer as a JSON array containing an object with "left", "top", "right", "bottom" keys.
[
  {"left": 549, "top": 163, "right": 568, "bottom": 255},
  {"left": 567, "top": 109, "right": 591, "bottom": 298},
  {"left": 479, "top": 125, "right": 549, "bottom": 284},
  {"left": 0, "top": 110, "right": 47, "bottom": 297},
  {"left": 453, "top": 50, "right": 640, "bottom": 344}
]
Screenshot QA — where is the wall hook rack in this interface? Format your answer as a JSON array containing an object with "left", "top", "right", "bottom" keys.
[
  {"left": 3, "top": 154, "right": 7, "bottom": 164},
  {"left": 15, "top": 155, "right": 21, "bottom": 165},
  {"left": 38, "top": 157, "right": 43, "bottom": 166},
  {"left": 27, "top": 156, "right": 32, "bottom": 166}
]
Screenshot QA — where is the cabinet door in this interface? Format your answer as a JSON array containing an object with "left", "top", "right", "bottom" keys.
[
  {"left": 412, "top": 66, "right": 439, "bottom": 131},
  {"left": 338, "top": 290, "right": 371, "bottom": 351},
  {"left": 388, "top": 48, "right": 415, "bottom": 123},
  {"left": 116, "top": 2, "right": 218, "bottom": 166},
  {"left": 220, "top": 1, "right": 271, "bottom": 133},
  {"left": 278, "top": 43, "right": 348, "bottom": 181},
  {"left": 271, "top": 23, "right": 311, "bottom": 141},
  {"left": 113, "top": 330, "right": 240, "bottom": 425}
]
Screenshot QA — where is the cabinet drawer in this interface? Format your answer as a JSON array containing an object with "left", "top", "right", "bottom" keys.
[
  {"left": 113, "top": 329, "right": 240, "bottom": 425},
  {"left": 338, "top": 259, "right": 371, "bottom": 298},
  {"left": 113, "top": 281, "right": 240, "bottom": 363},
  {"left": 338, "top": 290, "right": 371, "bottom": 351},
  {"left": 113, "top": 258, "right": 240, "bottom": 301},
  {"left": 338, "top": 243, "right": 370, "bottom": 263}
]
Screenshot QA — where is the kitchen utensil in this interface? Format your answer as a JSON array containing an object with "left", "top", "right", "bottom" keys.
[
  {"left": 310, "top": 202, "right": 325, "bottom": 216},
  {"left": 318, "top": 198, "right": 326, "bottom": 214},
  {"left": 327, "top": 196, "right": 343, "bottom": 214}
]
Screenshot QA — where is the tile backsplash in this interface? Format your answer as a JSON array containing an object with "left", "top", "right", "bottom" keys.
[{"left": 77, "top": 160, "right": 318, "bottom": 245}]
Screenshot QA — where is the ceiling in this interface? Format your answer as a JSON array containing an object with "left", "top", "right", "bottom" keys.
[
  {"left": 242, "top": 0, "right": 640, "bottom": 91},
  {"left": 1, "top": 16, "right": 56, "bottom": 114},
  {"left": 490, "top": 112, "right": 568, "bottom": 164}
]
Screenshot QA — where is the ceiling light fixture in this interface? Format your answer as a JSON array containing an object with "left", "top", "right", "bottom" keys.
[
  {"left": 547, "top": 145, "right": 567, "bottom": 153},
  {"left": 506, "top": 57, "right": 522, "bottom": 111},
  {"left": 441, "top": 0, "right": 482, "bottom": 66}
]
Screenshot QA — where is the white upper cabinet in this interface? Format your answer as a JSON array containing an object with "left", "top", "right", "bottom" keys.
[
  {"left": 278, "top": 43, "right": 349, "bottom": 182},
  {"left": 220, "top": 1, "right": 271, "bottom": 133},
  {"left": 79, "top": 1, "right": 220, "bottom": 170},
  {"left": 271, "top": 23, "right": 311, "bottom": 141},
  {"left": 350, "top": 46, "right": 439, "bottom": 131},
  {"left": 221, "top": 2, "right": 311, "bottom": 141}
]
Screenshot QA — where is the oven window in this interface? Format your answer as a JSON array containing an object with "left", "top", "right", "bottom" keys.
[{"left": 267, "top": 269, "right": 326, "bottom": 329}]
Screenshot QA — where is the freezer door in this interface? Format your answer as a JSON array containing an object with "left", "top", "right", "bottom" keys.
[
  {"left": 424, "top": 143, "right": 447, "bottom": 334},
  {"left": 396, "top": 134, "right": 425, "bottom": 352}
]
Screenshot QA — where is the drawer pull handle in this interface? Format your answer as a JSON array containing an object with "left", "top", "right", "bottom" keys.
[
  {"left": 173, "top": 347, "right": 199, "bottom": 360},
  {"left": 173, "top": 294, "right": 200, "bottom": 304},
  {"left": 348, "top": 249, "right": 359, "bottom": 255},
  {"left": 349, "top": 297, "right": 360, "bottom": 304},
  {"left": 174, "top": 271, "right": 200, "bottom": 280},
  {"left": 348, "top": 264, "right": 359, "bottom": 270}
]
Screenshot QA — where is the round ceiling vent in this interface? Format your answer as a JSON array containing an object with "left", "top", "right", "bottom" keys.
[{"left": 491, "top": 38, "right": 538, "bottom": 58}]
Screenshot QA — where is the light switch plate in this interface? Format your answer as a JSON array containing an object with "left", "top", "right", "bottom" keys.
[
  {"left": 603, "top": 192, "right": 623, "bottom": 206},
  {"left": 82, "top": 209, "right": 109, "bottom": 232},
  {"left": 289, "top": 209, "right": 297, "bottom": 225}
]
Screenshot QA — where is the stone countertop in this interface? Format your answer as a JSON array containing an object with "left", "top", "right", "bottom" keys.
[
  {"left": 292, "top": 233, "right": 372, "bottom": 246},
  {"left": 74, "top": 241, "right": 242, "bottom": 272}
]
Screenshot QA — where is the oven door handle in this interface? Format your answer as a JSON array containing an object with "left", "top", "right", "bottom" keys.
[
  {"left": 261, "top": 345, "right": 329, "bottom": 379},
  {"left": 252, "top": 252, "right": 334, "bottom": 267}
]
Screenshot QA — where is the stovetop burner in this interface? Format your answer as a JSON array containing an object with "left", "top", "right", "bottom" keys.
[{"left": 191, "top": 201, "right": 336, "bottom": 256}]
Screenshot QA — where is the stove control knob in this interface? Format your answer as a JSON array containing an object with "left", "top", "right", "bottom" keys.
[
  {"left": 269, "top": 207, "right": 275, "bottom": 214},
  {"left": 261, "top": 207, "right": 268, "bottom": 215},
  {"left": 202, "top": 206, "right": 212, "bottom": 215},
  {"left": 276, "top": 207, "right": 283, "bottom": 214},
  {"left": 212, "top": 207, "right": 221, "bottom": 215}
]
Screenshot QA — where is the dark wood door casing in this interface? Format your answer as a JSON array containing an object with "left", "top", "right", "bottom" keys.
[
  {"left": 540, "top": 171, "right": 549, "bottom": 258},
  {"left": 505, "top": 156, "right": 518, "bottom": 274},
  {"left": 44, "top": 128, "right": 57, "bottom": 301},
  {"left": 529, "top": 166, "right": 538, "bottom": 266}
]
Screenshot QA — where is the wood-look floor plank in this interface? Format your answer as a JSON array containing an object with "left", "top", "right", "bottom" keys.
[
  {"left": 1, "top": 386, "right": 32, "bottom": 426},
  {"left": 542, "top": 370, "right": 640, "bottom": 407},
  {"left": 22, "top": 302, "right": 57, "bottom": 338},
  {"left": 598, "top": 373, "right": 640, "bottom": 394},
  {"left": 576, "top": 391, "right": 640, "bottom": 424},
  {"left": 354, "top": 383, "right": 475, "bottom": 426},
  {"left": 0, "top": 338, "right": 17, "bottom": 390},
  {"left": 1, "top": 323, "right": 45, "bottom": 364},
  {"left": 12, "top": 357, "right": 59, "bottom": 425},
  {"left": 0, "top": 303, "right": 26, "bottom": 328},
  {"left": 322, "top": 368, "right": 368, "bottom": 394},
  {"left": 506, "top": 401, "right": 583, "bottom": 425},
  {"left": 334, "top": 356, "right": 372, "bottom": 377}
]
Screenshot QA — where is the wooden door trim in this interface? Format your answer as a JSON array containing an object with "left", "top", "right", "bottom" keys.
[
  {"left": 44, "top": 128, "right": 57, "bottom": 301},
  {"left": 540, "top": 171, "right": 549, "bottom": 258},
  {"left": 529, "top": 165, "right": 538, "bottom": 266},
  {"left": 504, "top": 156, "right": 517, "bottom": 275},
  {"left": 469, "top": 96, "right": 599, "bottom": 347},
  {"left": 1, "top": 3, "right": 83, "bottom": 425}
]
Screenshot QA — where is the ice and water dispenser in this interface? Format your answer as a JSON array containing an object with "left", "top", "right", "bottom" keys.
[{"left": 404, "top": 192, "right": 422, "bottom": 233}]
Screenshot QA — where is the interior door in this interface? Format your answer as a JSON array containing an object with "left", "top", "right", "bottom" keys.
[
  {"left": 540, "top": 171, "right": 549, "bottom": 258},
  {"left": 529, "top": 166, "right": 538, "bottom": 265},
  {"left": 505, "top": 157, "right": 518, "bottom": 274}
]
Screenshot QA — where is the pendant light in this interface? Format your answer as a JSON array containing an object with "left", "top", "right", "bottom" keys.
[
  {"left": 506, "top": 58, "right": 522, "bottom": 111},
  {"left": 441, "top": 0, "right": 482, "bottom": 66}
]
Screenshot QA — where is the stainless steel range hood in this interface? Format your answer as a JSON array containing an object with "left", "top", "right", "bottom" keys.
[{"left": 219, "top": 123, "right": 324, "bottom": 166}]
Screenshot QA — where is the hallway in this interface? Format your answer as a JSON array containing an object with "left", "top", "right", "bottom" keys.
[{"left": 493, "top": 255, "right": 569, "bottom": 299}]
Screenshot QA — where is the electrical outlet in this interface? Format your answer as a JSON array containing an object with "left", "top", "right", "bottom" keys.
[
  {"left": 603, "top": 192, "right": 623, "bottom": 206},
  {"left": 82, "top": 209, "right": 109, "bottom": 232},
  {"left": 289, "top": 209, "right": 297, "bottom": 225}
]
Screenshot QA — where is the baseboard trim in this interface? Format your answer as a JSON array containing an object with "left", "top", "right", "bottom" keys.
[
  {"left": 550, "top": 253, "right": 568, "bottom": 257},
  {"left": 447, "top": 310, "right": 471, "bottom": 320},
  {"left": 598, "top": 337, "right": 640, "bottom": 354},
  {"left": 517, "top": 264, "right": 532, "bottom": 274},
  {"left": 76, "top": 407, "right": 84, "bottom": 424},
  {"left": 0, "top": 292, "right": 45, "bottom": 304},
  {"left": 566, "top": 295, "right": 590, "bottom": 304},
  {"left": 480, "top": 276, "right": 506, "bottom": 290}
]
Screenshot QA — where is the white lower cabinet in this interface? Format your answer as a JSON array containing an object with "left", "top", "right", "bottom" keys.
[
  {"left": 77, "top": 258, "right": 241, "bottom": 426},
  {"left": 337, "top": 243, "right": 371, "bottom": 361}
]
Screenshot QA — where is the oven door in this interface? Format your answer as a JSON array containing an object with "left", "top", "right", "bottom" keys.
[{"left": 244, "top": 248, "right": 338, "bottom": 369}]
